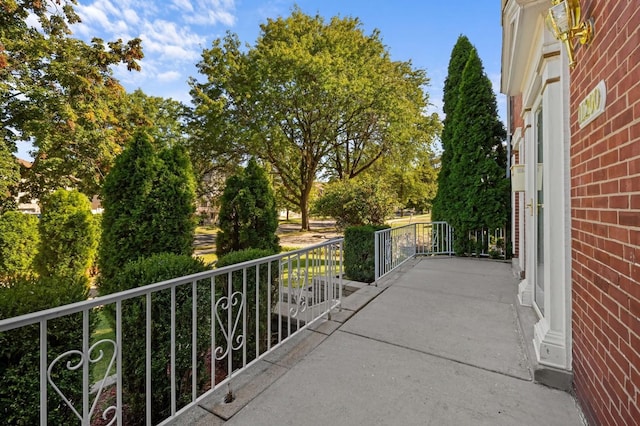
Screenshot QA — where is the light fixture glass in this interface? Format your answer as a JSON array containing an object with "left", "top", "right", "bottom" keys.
[
  {"left": 549, "top": 1, "right": 571, "bottom": 34},
  {"left": 546, "top": 0, "right": 594, "bottom": 68}
]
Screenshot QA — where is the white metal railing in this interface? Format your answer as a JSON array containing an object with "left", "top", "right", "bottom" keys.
[
  {"left": 374, "top": 222, "right": 453, "bottom": 280},
  {"left": 467, "top": 227, "right": 506, "bottom": 257},
  {"left": 0, "top": 239, "right": 343, "bottom": 426}
]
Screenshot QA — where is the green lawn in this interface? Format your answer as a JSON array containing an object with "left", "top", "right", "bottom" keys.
[
  {"left": 387, "top": 213, "right": 431, "bottom": 227},
  {"left": 196, "top": 252, "right": 218, "bottom": 265},
  {"left": 280, "top": 255, "right": 339, "bottom": 286},
  {"left": 195, "top": 225, "right": 219, "bottom": 235},
  {"left": 91, "top": 309, "right": 116, "bottom": 384}
]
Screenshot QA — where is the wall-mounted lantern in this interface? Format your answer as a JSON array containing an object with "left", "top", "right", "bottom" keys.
[{"left": 546, "top": 0, "right": 594, "bottom": 68}]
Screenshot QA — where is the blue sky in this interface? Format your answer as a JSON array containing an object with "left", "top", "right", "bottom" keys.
[{"left": 19, "top": 1, "right": 504, "bottom": 158}]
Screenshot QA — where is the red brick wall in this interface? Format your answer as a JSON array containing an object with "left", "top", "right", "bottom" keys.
[
  {"left": 511, "top": 94, "right": 524, "bottom": 259},
  {"left": 513, "top": 150, "right": 520, "bottom": 259},
  {"left": 511, "top": 94, "right": 524, "bottom": 130},
  {"left": 570, "top": 1, "right": 640, "bottom": 424}
]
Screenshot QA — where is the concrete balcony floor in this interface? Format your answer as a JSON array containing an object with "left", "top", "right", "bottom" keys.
[{"left": 172, "top": 257, "right": 583, "bottom": 426}]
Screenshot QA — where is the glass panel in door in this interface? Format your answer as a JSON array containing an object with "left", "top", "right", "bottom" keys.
[{"left": 535, "top": 108, "right": 544, "bottom": 315}]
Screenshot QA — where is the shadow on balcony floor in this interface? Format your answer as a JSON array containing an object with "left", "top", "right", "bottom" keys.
[{"left": 172, "top": 257, "right": 583, "bottom": 426}]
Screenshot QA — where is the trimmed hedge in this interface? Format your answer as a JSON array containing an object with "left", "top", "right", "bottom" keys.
[
  {"left": 113, "top": 253, "right": 210, "bottom": 426},
  {"left": 34, "top": 189, "right": 98, "bottom": 279},
  {"left": 0, "top": 211, "right": 39, "bottom": 280},
  {"left": 0, "top": 274, "right": 89, "bottom": 425},
  {"left": 215, "top": 248, "right": 279, "bottom": 369},
  {"left": 344, "top": 225, "right": 390, "bottom": 283}
]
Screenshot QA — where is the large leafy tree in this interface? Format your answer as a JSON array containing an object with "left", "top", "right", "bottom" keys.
[
  {"left": 190, "top": 8, "right": 436, "bottom": 230},
  {"left": 383, "top": 148, "right": 440, "bottom": 215},
  {"left": 1, "top": 0, "right": 143, "bottom": 199},
  {"left": 446, "top": 45, "right": 509, "bottom": 238},
  {"left": 124, "top": 90, "right": 190, "bottom": 149},
  {"left": 431, "top": 35, "right": 475, "bottom": 222}
]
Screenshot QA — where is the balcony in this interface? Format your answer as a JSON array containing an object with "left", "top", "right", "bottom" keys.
[{"left": 0, "top": 224, "right": 583, "bottom": 425}]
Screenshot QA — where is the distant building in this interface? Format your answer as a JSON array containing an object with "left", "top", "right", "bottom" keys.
[
  {"left": 13, "top": 158, "right": 103, "bottom": 215},
  {"left": 501, "top": 0, "right": 639, "bottom": 423},
  {"left": 15, "top": 158, "right": 40, "bottom": 215}
]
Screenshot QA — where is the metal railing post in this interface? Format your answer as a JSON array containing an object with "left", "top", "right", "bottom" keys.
[{"left": 374, "top": 231, "right": 380, "bottom": 281}]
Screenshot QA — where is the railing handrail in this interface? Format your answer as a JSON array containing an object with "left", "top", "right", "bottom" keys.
[
  {"left": 374, "top": 222, "right": 455, "bottom": 281},
  {"left": 374, "top": 221, "right": 450, "bottom": 235},
  {"left": 0, "top": 238, "right": 344, "bottom": 332}
]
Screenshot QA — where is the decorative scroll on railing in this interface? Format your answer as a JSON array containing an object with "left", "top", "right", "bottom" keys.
[
  {"left": 0, "top": 239, "right": 343, "bottom": 426},
  {"left": 47, "top": 339, "right": 118, "bottom": 426},
  {"left": 374, "top": 222, "right": 454, "bottom": 280}
]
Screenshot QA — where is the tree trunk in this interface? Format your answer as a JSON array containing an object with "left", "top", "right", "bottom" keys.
[{"left": 300, "top": 199, "right": 309, "bottom": 231}]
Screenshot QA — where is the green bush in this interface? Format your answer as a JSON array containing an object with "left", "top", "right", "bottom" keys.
[
  {"left": 34, "top": 189, "right": 98, "bottom": 280},
  {"left": 114, "top": 253, "right": 210, "bottom": 426},
  {"left": 0, "top": 211, "right": 39, "bottom": 280},
  {"left": 0, "top": 274, "right": 89, "bottom": 425},
  {"left": 311, "top": 177, "right": 396, "bottom": 230},
  {"left": 216, "top": 248, "right": 279, "bottom": 369},
  {"left": 453, "top": 231, "right": 472, "bottom": 256},
  {"left": 344, "top": 225, "right": 390, "bottom": 283},
  {"left": 216, "top": 158, "right": 279, "bottom": 257}
]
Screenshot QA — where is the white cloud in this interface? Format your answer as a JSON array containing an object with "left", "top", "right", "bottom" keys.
[
  {"left": 145, "top": 19, "right": 205, "bottom": 46},
  {"left": 186, "top": 9, "right": 236, "bottom": 26},
  {"left": 171, "top": 0, "right": 194, "bottom": 13},
  {"left": 140, "top": 20, "right": 204, "bottom": 61},
  {"left": 68, "top": 0, "right": 238, "bottom": 100},
  {"left": 157, "top": 70, "right": 182, "bottom": 82},
  {"left": 77, "top": 3, "right": 112, "bottom": 30},
  {"left": 123, "top": 9, "right": 140, "bottom": 25}
]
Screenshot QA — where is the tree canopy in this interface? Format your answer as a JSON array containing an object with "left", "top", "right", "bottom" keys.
[
  {"left": 1, "top": 0, "right": 143, "bottom": 199},
  {"left": 190, "top": 8, "right": 438, "bottom": 230}
]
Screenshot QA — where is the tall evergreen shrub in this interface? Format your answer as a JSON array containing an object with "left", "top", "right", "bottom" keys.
[
  {"left": 448, "top": 49, "right": 509, "bottom": 238},
  {"left": 431, "top": 35, "right": 508, "bottom": 253},
  {"left": 99, "top": 130, "right": 162, "bottom": 289},
  {"left": 216, "top": 158, "right": 279, "bottom": 257},
  {"left": 432, "top": 35, "right": 474, "bottom": 223},
  {"left": 97, "top": 130, "right": 199, "bottom": 424},
  {"left": 98, "top": 130, "right": 197, "bottom": 294}
]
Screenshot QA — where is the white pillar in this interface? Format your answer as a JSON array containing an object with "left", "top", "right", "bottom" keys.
[
  {"left": 532, "top": 49, "right": 572, "bottom": 371},
  {"left": 518, "top": 111, "right": 534, "bottom": 307}
]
